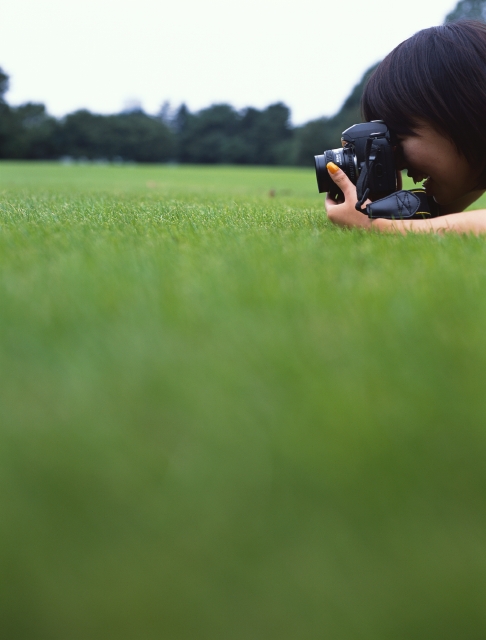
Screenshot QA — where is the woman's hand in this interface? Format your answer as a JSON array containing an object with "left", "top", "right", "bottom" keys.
[{"left": 325, "top": 162, "right": 371, "bottom": 230}]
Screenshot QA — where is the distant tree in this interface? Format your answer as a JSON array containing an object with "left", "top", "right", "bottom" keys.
[
  {"left": 291, "top": 117, "right": 333, "bottom": 167},
  {"left": 330, "top": 63, "right": 379, "bottom": 132},
  {"left": 445, "top": 0, "right": 486, "bottom": 22},
  {"left": 242, "top": 102, "right": 293, "bottom": 165},
  {"left": 0, "top": 67, "right": 12, "bottom": 156},
  {"left": 172, "top": 104, "right": 190, "bottom": 134},
  {"left": 157, "top": 101, "right": 178, "bottom": 129},
  {"left": 0, "top": 65, "right": 59, "bottom": 160},
  {"left": 109, "top": 112, "right": 175, "bottom": 162},
  {"left": 178, "top": 104, "right": 241, "bottom": 163},
  {"left": 58, "top": 109, "right": 175, "bottom": 162},
  {"left": 58, "top": 110, "right": 109, "bottom": 159},
  {"left": 5, "top": 103, "right": 60, "bottom": 159},
  {"left": 174, "top": 101, "right": 294, "bottom": 165},
  {"left": 0, "top": 103, "right": 13, "bottom": 157},
  {"left": 172, "top": 104, "right": 193, "bottom": 161},
  {"left": 0, "top": 67, "right": 9, "bottom": 103},
  {"left": 292, "top": 63, "right": 379, "bottom": 166}
]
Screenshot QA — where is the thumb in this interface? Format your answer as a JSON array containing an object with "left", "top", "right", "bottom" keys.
[{"left": 327, "top": 162, "right": 356, "bottom": 198}]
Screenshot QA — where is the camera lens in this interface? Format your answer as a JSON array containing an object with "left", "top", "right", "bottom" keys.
[{"left": 314, "top": 147, "right": 357, "bottom": 193}]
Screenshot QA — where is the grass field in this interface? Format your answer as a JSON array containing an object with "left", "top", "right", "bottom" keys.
[{"left": 2, "top": 161, "right": 486, "bottom": 639}]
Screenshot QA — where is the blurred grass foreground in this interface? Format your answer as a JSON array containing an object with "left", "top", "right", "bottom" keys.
[{"left": 1, "top": 161, "right": 486, "bottom": 639}]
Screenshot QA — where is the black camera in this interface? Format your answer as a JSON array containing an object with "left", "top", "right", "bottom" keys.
[
  {"left": 314, "top": 121, "right": 439, "bottom": 219},
  {"left": 314, "top": 121, "right": 397, "bottom": 201}
]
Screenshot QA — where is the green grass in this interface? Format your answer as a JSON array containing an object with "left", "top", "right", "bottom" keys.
[{"left": 1, "top": 161, "right": 486, "bottom": 639}]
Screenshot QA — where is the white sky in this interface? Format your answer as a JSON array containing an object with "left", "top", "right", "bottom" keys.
[{"left": 0, "top": 0, "right": 457, "bottom": 125}]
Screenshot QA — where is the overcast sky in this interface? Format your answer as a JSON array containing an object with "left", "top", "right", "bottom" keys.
[{"left": 1, "top": 0, "right": 457, "bottom": 124}]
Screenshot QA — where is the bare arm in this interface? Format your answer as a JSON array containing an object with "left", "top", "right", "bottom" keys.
[{"left": 372, "top": 208, "right": 486, "bottom": 236}]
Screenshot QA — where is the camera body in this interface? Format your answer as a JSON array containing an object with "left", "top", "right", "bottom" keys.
[
  {"left": 314, "top": 121, "right": 439, "bottom": 219},
  {"left": 314, "top": 121, "right": 398, "bottom": 199}
]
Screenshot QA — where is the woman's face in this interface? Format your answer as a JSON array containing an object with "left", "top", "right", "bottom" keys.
[{"left": 396, "top": 121, "right": 481, "bottom": 206}]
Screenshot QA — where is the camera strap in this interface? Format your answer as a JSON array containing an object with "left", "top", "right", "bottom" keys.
[
  {"left": 365, "top": 189, "right": 440, "bottom": 219},
  {"left": 355, "top": 137, "right": 378, "bottom": 211}
]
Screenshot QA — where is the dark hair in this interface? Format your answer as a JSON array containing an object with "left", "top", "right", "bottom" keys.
[{"left": 362, "top": 21, "right": 486, "bottom": 184}]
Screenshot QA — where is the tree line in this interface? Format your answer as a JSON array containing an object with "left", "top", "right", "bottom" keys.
[{"left": 0, "top": 65, "right": 373, "bottom": 167}]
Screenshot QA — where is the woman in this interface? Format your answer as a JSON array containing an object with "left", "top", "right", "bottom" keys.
[{"left": 326, "top": 20, "right": 486, "bottom": 235}]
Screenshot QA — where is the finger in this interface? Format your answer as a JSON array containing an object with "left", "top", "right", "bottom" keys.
[
  {"left": 325, "top": 195, "right": 338, "bottom": 212},
  {"left": 327, "top": 162, "right": 356, "bottom": 199},
  {"left": 325, "top": 188, "right": 343, "bottom": 206},
  {"left": 324, "top": 193, "right": 347, "bottom": 217}
]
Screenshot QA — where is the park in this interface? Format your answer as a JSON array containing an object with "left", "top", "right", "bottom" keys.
[{"left": 2, "top": 0, "right": 486, "bottom": 638}]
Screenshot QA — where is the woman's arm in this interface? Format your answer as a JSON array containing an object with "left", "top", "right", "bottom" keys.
[
  {"left": 325, "top": 162, "right": 486, "bottom": 235},
  {"left": 372, "top": 209, "right": 486, "bottom": 235}
]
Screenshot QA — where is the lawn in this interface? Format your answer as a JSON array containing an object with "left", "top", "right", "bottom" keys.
[{"left": 1, "top": 161, "right": 486, "bottom": 639}]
